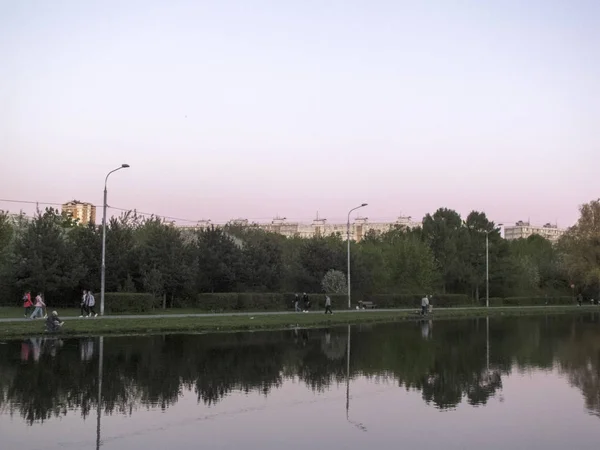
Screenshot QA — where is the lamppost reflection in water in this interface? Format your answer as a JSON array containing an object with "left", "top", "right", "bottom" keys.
[
  {"left": 96, "top": 336, "right": 104, "bottom": 450},
  {"left": 346, "top": 324, "right": 367, "bottom": 432}
]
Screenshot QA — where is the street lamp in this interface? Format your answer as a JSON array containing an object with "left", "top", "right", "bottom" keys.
[
  {"left": 485, "top": 224, "right": 503, "bottom": 308},
  {"left": 100, "top": 164, "right": 130, "bottom": 316},
  {"left": 347, "top": 203, "right": 368, "bottom": 309}
]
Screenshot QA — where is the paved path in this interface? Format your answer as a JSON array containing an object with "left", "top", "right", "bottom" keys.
[{"left": 0, "top": 305, "right": 592, "bottom": 323}]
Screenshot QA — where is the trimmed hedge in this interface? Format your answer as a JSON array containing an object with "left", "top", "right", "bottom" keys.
[
  {"left": 104, "top": 293, "right": 157, "bottom": 313},
  {"left": 174, "top": 293, "right": 347, "bottom": 311},
  {"left": 489, "top": 296, "right": 574, "bottom": 306},
  {"left": 172, "top": 293, "right": 470, "bottom": 311},
  {"left": 363, "top": 293, "right": 471, "bottom": 308}
]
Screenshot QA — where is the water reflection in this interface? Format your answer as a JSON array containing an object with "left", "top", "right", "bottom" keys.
[{"left": 0, "top": 314, "right": 599, "bottom": 428}]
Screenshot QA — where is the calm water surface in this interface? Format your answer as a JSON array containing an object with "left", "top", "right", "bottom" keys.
[{"left": 1, "top": 314, "right": 600, "bottom": 449}]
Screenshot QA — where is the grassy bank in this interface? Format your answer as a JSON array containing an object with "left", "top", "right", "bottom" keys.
[{"left": 1, "top": 306, "right": 597, "bottom": 339}]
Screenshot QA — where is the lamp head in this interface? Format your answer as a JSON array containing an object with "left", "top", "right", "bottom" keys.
[
  {"left": 121, "top": 164, "right": 130, "bottom": 168},
  {"left": 361, "top": 203, "right": 368, "bottom": 207}
]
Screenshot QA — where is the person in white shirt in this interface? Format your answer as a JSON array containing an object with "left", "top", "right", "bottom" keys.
[
  {"left": 421, "top": 295, "right": 429, "bottom": 315},
  {"left": 86, "top": 291, "right": 97, "bottom": 317}
]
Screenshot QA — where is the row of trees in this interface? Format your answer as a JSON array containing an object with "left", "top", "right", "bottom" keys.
[{"left": 0, "top": 199, "right": 598, "bottom": 306}]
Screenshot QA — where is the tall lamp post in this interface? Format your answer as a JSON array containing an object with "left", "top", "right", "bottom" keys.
[
  {"left": 347, "top": 203, "right": 368, "bottom": 309},
  {"left": 100, "top": 164, "right": 130, "bottom": 316},
  {"left": 485, "top": 224, "right": 503, "bottom": 308}
]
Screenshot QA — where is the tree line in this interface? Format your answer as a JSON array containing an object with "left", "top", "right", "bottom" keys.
[{"left": 0, "top": 199, "right": 598, "bottom": 306}]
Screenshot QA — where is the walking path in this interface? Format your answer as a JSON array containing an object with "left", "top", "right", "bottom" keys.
[{"left": 0, "top": 305, "right": 589, "bottom": 323}]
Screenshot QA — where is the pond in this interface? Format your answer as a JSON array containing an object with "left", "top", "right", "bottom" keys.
[{"left": 1, "top": 314, "right": 600, "bottom": 449}]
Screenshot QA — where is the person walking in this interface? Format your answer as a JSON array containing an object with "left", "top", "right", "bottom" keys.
[
  {"left": 302, "top": 293, "right": 310, "bottom": 313},
  {"left": 294, "top": 294, "right": 302, "bottom": 312},
  {"left": 79, "top": 290, "right": 88, "bottom": 317},
  {"left": 324, "top": 295, "right": 333, "bottom": 314},
  {"left": 421, "top": 295, "right": 429, "bottom": 316},
  {"left": 577, "top": 293, "right": 583, "bottom": 307},
  {"left": 86, "top": 290, "right": 97, "bottom": 317},
  {"left": 30, "top": 293, "right": 46, "bottom": 319},
  {"left": 22, "top": 291, "right": 33, "bottom": 317}
]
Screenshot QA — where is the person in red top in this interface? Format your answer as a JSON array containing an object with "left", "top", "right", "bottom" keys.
[{"left": 22, "top": 291, "right": 33, "bottom": 317}]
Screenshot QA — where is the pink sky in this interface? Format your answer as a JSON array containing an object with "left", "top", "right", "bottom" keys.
[{"left": 1, "top": 1, "right": 598, "bottom": 227}]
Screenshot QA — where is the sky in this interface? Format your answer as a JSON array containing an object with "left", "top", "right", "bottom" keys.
[{"left": 1, "top": 0, "right": 598, "bottom": 227}]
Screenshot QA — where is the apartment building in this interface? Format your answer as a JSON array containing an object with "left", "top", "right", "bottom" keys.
[
  {"left": 503, "top": 221, "right": 565, "bottom": 243},
  {"left": 178, "top": 215, "right": 422, "bottom": 242},
  {"left": 61, "top": 201, "right": 96, "bottom": 225}
]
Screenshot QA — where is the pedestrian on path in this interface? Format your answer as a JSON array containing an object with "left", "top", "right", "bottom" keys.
[
  {"left": 294, "top": 294, "right": 302, "bottom": 312},
  {"left": 302, "top": 293, "right": 311, "bottom": 313},
  {"left": 421, "top": 295, "right": 429, "bottom": 316},
  {"left": 22, "top": 291, "right": 33, "bottom": 317},
  {"left": 79, "top": 290, "right": 89, "bottom": 317},
  {"left": 86, "top": 291, "right": 97, "bottom": 317},
  {"left": 30, "top": 293, "right": 46, "bottom": 319},
  {"left": 324, "top": 295, "right": 333, "bottom": 314}
]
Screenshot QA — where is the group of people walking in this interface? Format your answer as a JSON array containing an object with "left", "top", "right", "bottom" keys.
[
  {"left": 80, "top": 290, "right": 97, "bottom": 318},
  {"left": 22, "top": 291, "right": 64, "bottom": 332},
  {"left": 22, "top": 291, "right": 47, "bottom": 319},
  {"left": 293, "top": 293, "right": 333, "bottom": 314}
]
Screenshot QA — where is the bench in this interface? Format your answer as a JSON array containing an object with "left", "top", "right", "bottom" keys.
[{"left": 358, "top": 301, "right": 376, "bottom": 309}]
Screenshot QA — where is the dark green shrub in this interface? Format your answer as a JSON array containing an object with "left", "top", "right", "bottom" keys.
[
  {"left": 173, "top": 292, "right": 468, "bottom": 311},
  {"left": 363, "top": 293, "right": 471, "bottom": 308},
  {"left": 104, "top": 293, "right": 157, "bottom": 313},
  {"left": 491, "top": 296, "right": 573, "bottom": 306}
]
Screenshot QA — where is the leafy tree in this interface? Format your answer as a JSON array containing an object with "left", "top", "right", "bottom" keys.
[
  {"left": 194, "top": 226, "right": 244, "bottom": 292},
  {"left": 136, "top": 217, "right": 188, "bottom": 307},
  {"left": 104, "top": 212, "right": 141, "bottom": 292},
  {"left": 297, "top": 236, "right": 346, "bottom": 292},
  {"left": 422, "top": 208, "right": 464, "bottom": 293},
  {"left": 68, "top": 223, "right": 101, "bottom": 292},
  {"left": 462, "top": 211, "right": 502, "bottom": 300},
  {"left": 321, "top": 269, "right": 347, "bottom": 294},
  {"left": 560, "top": 199, "right": 600, "bottom": 299},
  {"left": 380, "top": 228, "right": 437, "bottom": 293},
  {"left": 236, "top": 228, "right": 284, "bottom": 292},
  {"left": 10, "top": 208, "right": 86, "bottom": 305}
]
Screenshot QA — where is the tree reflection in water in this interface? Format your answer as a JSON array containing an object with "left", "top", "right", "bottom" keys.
[{"left": 0, "top": 313, "right": 599, "bottom": 425}]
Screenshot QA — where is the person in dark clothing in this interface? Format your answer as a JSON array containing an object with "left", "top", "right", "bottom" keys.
[
  {"left": 324, "top": 295, "right": 333, "bottom": 314},
  {"left": 45, "top": 311, "right": 64, "bottom": 332},
  {"left": 80, "top": 290, "right": 88, "bottom": 317},
  {"left": 577, "top": 293, "right": 583, "bottom": 306},
  {"left": 302, "top": 293, "right": 310, "bottom": 313},
  {"left": 294, "top": 294, "right": 302, "bottom": 312}
]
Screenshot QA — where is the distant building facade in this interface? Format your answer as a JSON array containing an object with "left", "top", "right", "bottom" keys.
[
  {"left": 178, "top": 215, "right": 422, "bottom": 242},
  {"left": 62, "top": 201, "right": 96, "bottom": 225},
  {"left": 503, "top": 221, "right": 565, "bottom": 243}
]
